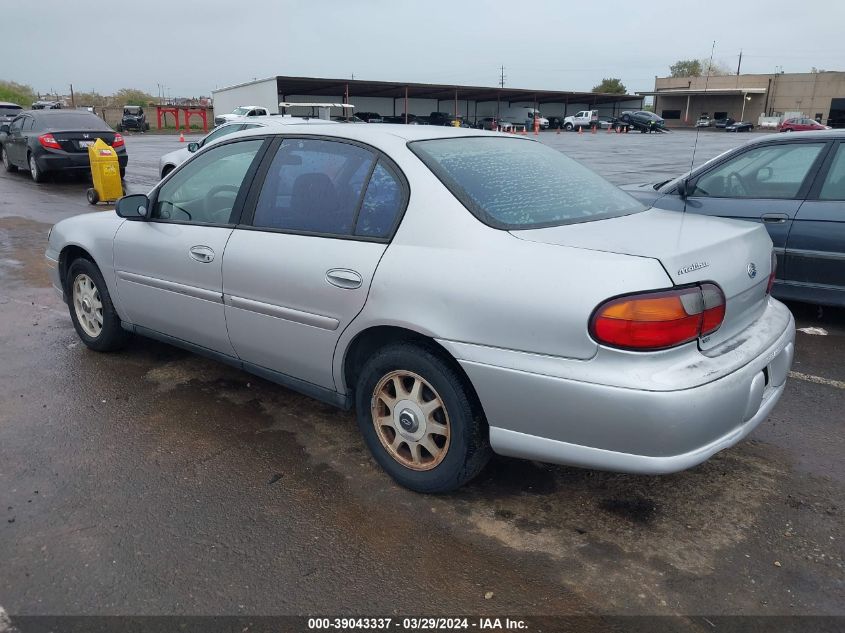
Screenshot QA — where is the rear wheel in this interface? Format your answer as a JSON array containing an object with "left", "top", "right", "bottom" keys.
[
  {"left": 354, "top": 343, "right": 491, "bottom": 493},
  {"left": 564, "top": 122, "right": 573, "bottom": 131},
  {"left": 67, "top": 258, "right": 129, "bottom": 352},
  {"left": 28, "top": 154, "right": 46, "bottom": 183},
  {"left": 1, "top": 146, "right": 16, "bottom": 172},
  {"left": 86, "top": 188, "right": 99, "bottom": 205}
]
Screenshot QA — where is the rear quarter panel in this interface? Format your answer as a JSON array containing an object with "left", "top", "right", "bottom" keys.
[{"left": 332, "top": 149, "right": 672, "bottom": 389}]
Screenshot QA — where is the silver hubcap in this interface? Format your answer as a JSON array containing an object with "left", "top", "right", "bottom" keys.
[
  {"left": 371, "top": 370, "right": 450, "bottom": 471},
  {"left": 72, "top": 273, "right": 103, "bottom": 338},
  {"left": 2, "top": 148, "right": 8, "bottom": 167},
  {"left": 29, "top": 156, "right": 37, "bottom": 178}
]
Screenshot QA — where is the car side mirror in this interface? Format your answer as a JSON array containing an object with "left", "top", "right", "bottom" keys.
[
  {"left": 757, "top": 166, "right": 773, "bottom": 182},
  {"left": 115, "top": 194, "right": 150, "bottom": 219},
  {"left": 187, "top": 142, "right": 200, "bottom": 153},
  {"left": 677, "top": 178, "right": 689, "bottom": 199},
  {"left": 0, "top": 124, "right": 9, "bottom": 134}
]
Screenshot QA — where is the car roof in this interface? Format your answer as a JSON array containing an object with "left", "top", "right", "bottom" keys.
[
  {"left": 0, "top": 102, "right": 23, "bottom": 107},
  {"left": 227, "top": 122, "right": 515, "bottom": 144}
]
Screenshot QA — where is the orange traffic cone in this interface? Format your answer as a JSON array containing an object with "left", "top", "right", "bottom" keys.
[
  {"left": 591, "top": 124, "right": 597, "bottom": 134},
  {"left": 179, "top": 131, "right": 185, "bottom": 142},
  {"left": 607, "top": 124, "right": 613, "bottom": 134},
  {"left": 577, "top": 126, "right": 583, "bottom": 135},
  {"left": 556, "top": 126, "right": 560, "bottom": 135}
]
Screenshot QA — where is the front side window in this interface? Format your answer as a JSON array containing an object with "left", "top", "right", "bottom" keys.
[
  {"left": 252, "top": 138, "right": 376, "bottom": 235},
  {"left": 693, "top": 142, "right": 825, "bottom": 199},
  {"left": 819, "top": 144, "right": 845, "bottom": 201},
  {"left": 153, "top": 139, "right": 263, "bottom": 225},
  {"left": 10, "top": 117, "right": 23, "bottom": 132},
  {"left": 201, "top": 124, "right": 243, "bottom": 147},
  {"left": 410, "top": 136, "right": 644, "bottom": 229}
]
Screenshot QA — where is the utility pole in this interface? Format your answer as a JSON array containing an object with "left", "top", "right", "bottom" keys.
[
  {"left": 69, "top": 84, "right": 75, "bottom": 108},
  {"left": 499, "top": 65, "right": 506, "bottom": 88},
  {"left": 736, "top": 50, "right": 743, "bottom": 76}
]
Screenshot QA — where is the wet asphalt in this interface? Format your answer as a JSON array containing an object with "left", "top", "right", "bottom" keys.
[{"left": 0, "top": 130, "right": 842, "bottom": 619}]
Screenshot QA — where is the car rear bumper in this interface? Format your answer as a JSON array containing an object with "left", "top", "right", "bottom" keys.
[
  {"left": 451, "top": 300, "right": 795, "bottom": 474},
  {"left": 35, "top": 152, "right": 128, "bottom": 173}
]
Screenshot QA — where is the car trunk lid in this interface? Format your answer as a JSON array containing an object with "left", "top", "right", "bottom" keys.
[
  {"left": 47, "top": 129, "right": 117, "bottom": 153},
  {"left": 511, "top": 208, "right": 774, "bottom": 350}
]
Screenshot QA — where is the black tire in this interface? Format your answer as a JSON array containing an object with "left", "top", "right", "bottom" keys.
[
  {"left": 354, "top": 343, "right": 491, "bottom": 493},
  {"left": 564, "top": 122, "right": 573, "bottom": 131},
  {"left": 120, "top": 166, "right": 126, "bottom": 179},
  {"left": 1, "top": 145, "right": 16, "bottom": 172},
  {"left": 66, "top": 258, "right": 129, "bottom": 352},
  {"left": 86, "top": 188, "right": 99, "bottom": 205},
  {"left": 28, "top": 153, "right": 46, "bottom": 183}
]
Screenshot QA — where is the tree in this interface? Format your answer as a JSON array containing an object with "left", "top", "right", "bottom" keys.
[
  {"left": 113, "top": 88, "right": 155, "bottom": 106},
  {"left": 592, "top": 78, "right": 627, "bottom": 94},
  {"left": 669, "top": 58, "right": 731, "bottom": 78},
  {"left": 701, "top": 59, "right": 731, "bottom": 76},
  {"left": 0, "top": 80, "right": 36, "bottom": 107},
  {"left": 669, "top": 59, "right": 702, "bottom": 77}
]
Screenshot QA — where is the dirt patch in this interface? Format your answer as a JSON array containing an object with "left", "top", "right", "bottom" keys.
[{"left": 0, "top": 217, "right": 52, "bottom": 288}]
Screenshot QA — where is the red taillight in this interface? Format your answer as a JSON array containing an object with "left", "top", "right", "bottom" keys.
[
  {"left": 767, "top": 252, "right": 777, "bottom": 295},
  {"left": 38, "top": 134, "right": 61, "bottom": 149},
  {"left": 112, "top": 133, "right": 124, "bottom": 148},
  {"left": 591, "top": 283, "right": 726, "bottom": 351}
]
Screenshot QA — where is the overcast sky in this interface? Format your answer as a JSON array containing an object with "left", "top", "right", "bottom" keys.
[{"left": 6, "top": 0, "right": 845, "bottom": 98}]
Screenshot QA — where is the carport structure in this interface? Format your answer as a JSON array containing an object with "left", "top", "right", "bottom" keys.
[{"left": 212, "top": 76, "right": 643, "bottom": 124}]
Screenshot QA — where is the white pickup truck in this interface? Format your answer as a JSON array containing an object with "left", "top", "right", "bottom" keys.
[
  {"left": 563, "top": 110, "right": 599, "bottom": 131},
  {"left": 213, "top": 105, "right": 270, "bottom": 127}
]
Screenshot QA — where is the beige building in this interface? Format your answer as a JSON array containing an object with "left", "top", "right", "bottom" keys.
[{"left": 640, "top": 71, "right": 845, "bottom": 127}]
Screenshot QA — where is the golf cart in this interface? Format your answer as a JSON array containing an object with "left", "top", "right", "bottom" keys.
[{"left": 118, "top": 106, "right": 149, "bottom": 132}]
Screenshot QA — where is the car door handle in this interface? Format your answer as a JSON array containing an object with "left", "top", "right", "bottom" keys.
[
  {"left": 326, "top": 268, "right": 362, "bottom": 289},
  {"left": 189, "top": 245, "right": 215, "bottom": 263},
  {"left": 761, "top": 213, "right": 789, "bottom": 224}
]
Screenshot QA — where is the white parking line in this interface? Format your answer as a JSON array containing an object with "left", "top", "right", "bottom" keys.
[{"left": 789, "top": 371, "right": 845, "bottom": 390}]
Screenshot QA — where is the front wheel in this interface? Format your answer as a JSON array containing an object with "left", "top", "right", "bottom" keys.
[
  {"left": 86, "top": 188, "right": 99, "bottom": 205},
  {"left": 67, "top": 258, "right": 129, "bottom": 352},
  {"left": 355, "top": 343, "right": 491, "bottom": 493},
  {"left": 2, "top": 146, "right": 16, "bottom": 172},
  {"left": 564, "top": 122, "right": 573, "bottom": 131}
]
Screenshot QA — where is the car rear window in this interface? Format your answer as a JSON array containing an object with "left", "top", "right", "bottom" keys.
[
  {"left": 0, "top": 106, "right": 22, "bottom": 116},
  {"left": 33, "top": 113, "right": 111, "bottom": 130},
  {"left": 410, "top": 136, "right": 645, "bottom": 228}
]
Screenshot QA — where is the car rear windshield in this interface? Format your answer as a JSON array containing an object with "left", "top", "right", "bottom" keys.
[
  {"left": 34, "top": 113, "right": 111, "bottom": 130},
  {"left": 0, "top": 106, "right": 22, "bottom": 115},
  {"left": 410, "top": 137, "right": 645, "bottom": 229}
]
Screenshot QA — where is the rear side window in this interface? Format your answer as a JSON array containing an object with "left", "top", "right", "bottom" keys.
[
  {"left": 253, "top": 138, "right": 376, "bottom": 236},
  {"left": 410, "top": 136, "right": 644, "bottom": 229},
  {"left": 355, "top": 161, "right": 404, "bottom": 238},
  {"left": 693, "top": 143, "right": 825, "bottom": 199},
  {"left": 819, "top": 144, "right": 845, "bottom": 200}
]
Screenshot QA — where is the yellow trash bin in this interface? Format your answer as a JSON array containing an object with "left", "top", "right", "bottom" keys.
[{"left": 86, "top": 138, "right": 123, "bottom": 205}]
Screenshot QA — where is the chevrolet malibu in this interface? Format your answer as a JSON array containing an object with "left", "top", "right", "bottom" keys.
[{"left": 45, "top": 126, "right": 795, "bottom": 493}]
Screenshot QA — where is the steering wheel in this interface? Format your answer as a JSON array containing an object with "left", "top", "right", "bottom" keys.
[
  {"left": 204, "top": 185, "right": 240, "bottom": 222},
  {"left": 727, "top": 172, "right": 748, "bottom": 196}
]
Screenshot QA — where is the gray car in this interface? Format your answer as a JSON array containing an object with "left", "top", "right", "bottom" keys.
[
  {"left": 622, "top": 129, "right": 845, "bottom": 307},
  {"left": 45, "top": 125, "right": 795, "bottom": 493}
]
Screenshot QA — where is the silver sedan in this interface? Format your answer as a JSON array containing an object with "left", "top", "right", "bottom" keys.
[{"left": 46, "top": 125, "right": 795, "bottom": 493}]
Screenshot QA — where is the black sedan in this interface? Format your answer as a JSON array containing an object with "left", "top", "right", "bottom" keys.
[
  {"left": 726, "top": 121, "right": 754, "bottom": 132},
  {"left": 621, "top": 130, "right": 845, "bottom": 307},
  {"left": 618, "top": 110, "right": 667, "bottom": 132},
  {"left": 0, "top": 110, "right": 127, "bottom": 183}
]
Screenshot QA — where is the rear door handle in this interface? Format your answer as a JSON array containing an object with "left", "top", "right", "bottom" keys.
[
  {"left": 761, "top": 213, "right": 789, "bottom": 224},
  {"left": 326, "top": 268, "right": 362, "bottom": 289},
  {"left": 189, "top": 245, "right": 215, "bottom": 263}
]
